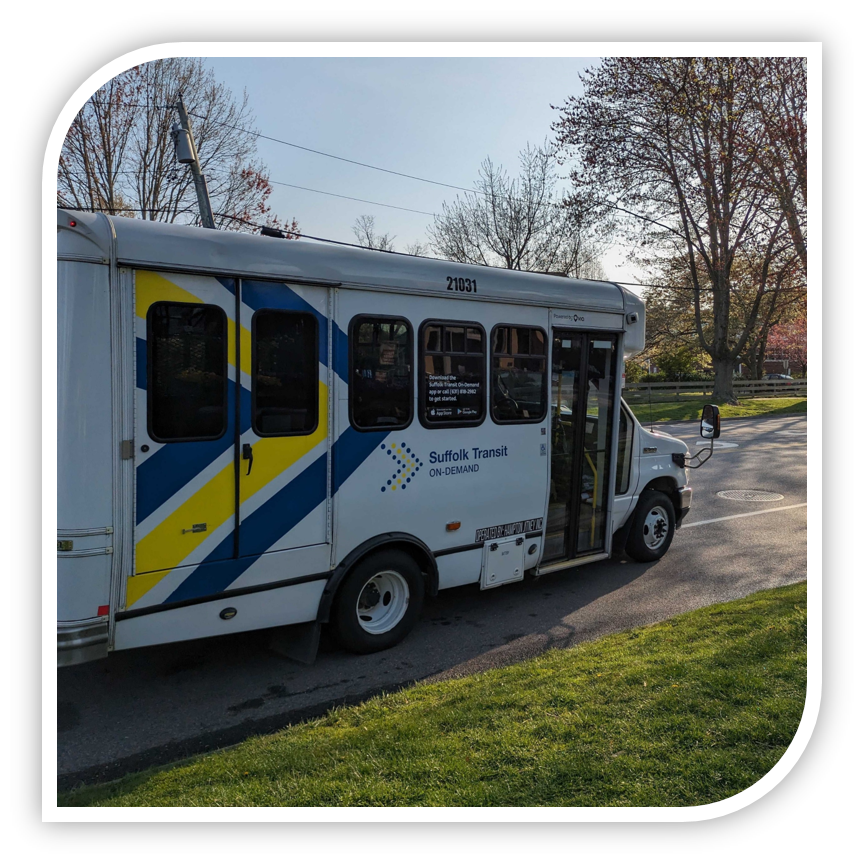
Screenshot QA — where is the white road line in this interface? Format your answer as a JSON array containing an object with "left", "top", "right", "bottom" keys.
[{"left": 681, "top": 502, "right": 807, "bottom": 528}]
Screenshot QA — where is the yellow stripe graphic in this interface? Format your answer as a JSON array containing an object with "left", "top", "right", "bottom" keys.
[
  {"left": 135, "top": 270, "right": 201, "bottom": 320},
  {"left": 127, "top": 567, "right": 175, "bottom": 608},
  {"left": 135, "top": 271, "right": 251, "bottom": 376},
  {"left": 240, "top": 380, "right": 328, "bottom": 504},
  {"left": 130, "top": 459, "right": 235, "bottom": 605},
  {"left": 130, "top": 381, "right": 329, "bottom": 607}
]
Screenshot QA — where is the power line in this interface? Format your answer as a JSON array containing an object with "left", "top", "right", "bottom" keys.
[
  {"left": 87, "top": 100, "right": 173, "bottom": 110},
  {"left": 87, "top": 98, "right": 535, "bottom": 204},
  {"left": 269, "top": 180, "right": 435, "bottom": 217},
  {"left": 80, "top": 98, "right": 739, "bottom": 248},
  {"left": 211, "top": 211, "right": 424, "bottom": 255},
  {"left": 187, "top": 111, "right": 485, "bottom": 198},
  {"left": 185, "top": 111, "right": 676, "bottom": 232},
  {"left": 58, "top": 168, "right": 437, "bottom": 218},
  {"left": 82, "top": 99, "right": 576, "bottom": 214},
  {"left": 57, "top": 204, "right": 199, "bottom": 217}
]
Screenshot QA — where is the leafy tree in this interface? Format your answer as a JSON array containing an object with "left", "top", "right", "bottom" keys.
[
  {"left": 624, "top": 359, "right": 646, "bottom": 383},
  {"left": 744, "top": 57, "right": 807, "bottom": 271},
  {"left": 352, "top": 215, "right": 396, "bottom": 251},
  {"left": 640, "top": 249, "right": 804, "bottom": 382},
  {"left": 58, "top": 58, "right": 299, "bottom": 236},
  {"left": 652, "top": 346, "right": 709, "bottom": 381},
  {"left": 554, "top": 57, "right": 806, "bottom": 402},
  {"left": 427, "top": 142, "right": 605, "bottom": 278}
]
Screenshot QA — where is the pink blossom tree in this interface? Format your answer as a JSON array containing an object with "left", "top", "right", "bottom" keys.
[{"left": 767, "top": 315, "right": 807, "bottom": 377}]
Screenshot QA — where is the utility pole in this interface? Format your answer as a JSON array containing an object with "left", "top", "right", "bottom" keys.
[{"left": 171, "top": 94, "right": 216, "bottom": 229}]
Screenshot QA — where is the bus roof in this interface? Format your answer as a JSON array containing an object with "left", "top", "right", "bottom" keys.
[{"left": 57, "top": 208, "right": 639, "bottom": 315}]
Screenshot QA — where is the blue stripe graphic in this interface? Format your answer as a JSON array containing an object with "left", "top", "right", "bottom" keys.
[
  {"left": 332, "top": 427, "right": 389, "bottom": 495},
  {"left": 241, "top": 280, "right": 327, "bottom": 366},
  {"left": 241, "top": 280, "right": 349, "bottom": 381},
  {"left": 136, "top": 385, "right": 250, "bottom": 525},
  {"left": 164, "top": 453, "right": 328, "bottom": 602},
  {"left": 162, "top": 427, "right": 388, "bottom": 603}
]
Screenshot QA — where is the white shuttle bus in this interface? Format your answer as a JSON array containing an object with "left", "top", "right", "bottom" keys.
[{"left": 57, "top": 208, "right": 712, "bottom": 667}]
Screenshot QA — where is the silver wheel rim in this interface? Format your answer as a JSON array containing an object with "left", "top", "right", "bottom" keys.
[
  {"left": 356, "top": 570, "right": 410, "bottom": 635},
  {"left": 643, "top": 507, "right": 669, "bottom": 550}
]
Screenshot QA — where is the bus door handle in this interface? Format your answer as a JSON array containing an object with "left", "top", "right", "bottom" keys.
[{"left": 242, "top": 443, "right": 254, "bottom": 475}]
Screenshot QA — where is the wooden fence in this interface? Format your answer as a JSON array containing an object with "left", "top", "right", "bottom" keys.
[{"left": 622, "top": 379, "right": 808, "bottom": 403}]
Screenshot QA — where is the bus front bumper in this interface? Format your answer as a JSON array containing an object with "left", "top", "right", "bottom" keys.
[{"left": 58, "top": 620, "right": 109, "bottom": 667}]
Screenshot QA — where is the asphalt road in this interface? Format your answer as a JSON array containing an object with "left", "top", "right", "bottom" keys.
[{"left": 57, "top": 412, "right": 807, "bottom": 789}]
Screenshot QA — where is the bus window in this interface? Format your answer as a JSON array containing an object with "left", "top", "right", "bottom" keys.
[
  {"left": 616, "top": 405, "right": 634, "bottom": 494},
  {"left": 420, "top": 320, "right": 486, "bottom": 427},
  {"left": 350, "top": 316, "right": 413, "bottom": 431},
  {"left": 147, "top": 302, "right": 227, "bottom": 442},
  {"left": 491, "top": 325, "right": 547, "bottom": 423},
  {"left": 252, "top": 310, "right": 318, "bottom": 436}
]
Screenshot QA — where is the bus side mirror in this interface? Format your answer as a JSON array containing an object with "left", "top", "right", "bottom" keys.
[{"left": 700, "top": 404, "right": 720, "bottom": 439}]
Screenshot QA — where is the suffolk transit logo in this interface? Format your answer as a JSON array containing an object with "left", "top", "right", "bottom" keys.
[
  {"left": 379, "top": 442, "right": 424, "bottom": 492},
  {"left": 428, "top": 445, "right": 509, "bottom": 477}
]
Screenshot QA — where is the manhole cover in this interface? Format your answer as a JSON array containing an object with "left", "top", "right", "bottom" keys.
[{"left": 717, "top": 490, "right": 785, "bottom": 502}]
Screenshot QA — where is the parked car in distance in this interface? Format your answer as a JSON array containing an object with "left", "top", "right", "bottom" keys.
[{"left": 764, "top": 373, "right": 794, "bottom": 381}]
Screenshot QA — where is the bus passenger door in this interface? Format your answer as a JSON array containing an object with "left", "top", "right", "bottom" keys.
[
  {"left": 236, "top": 280, "right": 330, "bottom": 559},
  {"left": 542, "top": 330, "right": 619, "bottom": 564},
  {"left": 130, "top": 271, "right": 238, "bottom": 609}
]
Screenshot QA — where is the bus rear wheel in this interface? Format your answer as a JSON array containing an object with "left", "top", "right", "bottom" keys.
[
  {"left": 625, "top": 491, "right": 676, "bottom": 562},
  {"left": 331, "top": 550, "right": 424, "bottom": 654}
]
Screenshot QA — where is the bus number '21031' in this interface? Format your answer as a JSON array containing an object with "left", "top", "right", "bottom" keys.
[{"left": 446, "top": 276, "right": 478, "bottom": 293}]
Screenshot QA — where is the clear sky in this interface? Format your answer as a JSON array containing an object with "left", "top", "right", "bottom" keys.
[{"left": 204, "top": 56, "right": 639, "bottom": 283}]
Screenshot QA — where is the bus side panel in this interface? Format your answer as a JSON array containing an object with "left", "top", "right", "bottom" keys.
[
  {"left": 436, "top": 548, "right": 483, "bottom": 590},
  {"left": 114, "top": 577, "right": 327, "bottom": 651},
  {"left": 57, "top": 261, "right": 114, "bottom": 622},
  {"left": 333, "top": 291, "right": 549, "bottom": 585}
]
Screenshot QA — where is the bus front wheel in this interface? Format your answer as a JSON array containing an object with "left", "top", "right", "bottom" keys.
[
  {"left": 331, "top": 550, "right": 424, "bottom": 654},
  {"left": 625, "top": 491, "right": 676, "bottom": 562}
]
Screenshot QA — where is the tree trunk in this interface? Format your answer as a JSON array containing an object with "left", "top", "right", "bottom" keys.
[
  {"left": 742, "top": 342, "right": 759, "bottom": 380},
  {"left": 754, "top": 328, "right": 770, "bottom": 381},
  {"left": 711, "top": 359, "right": 738, "bottom": 405}
]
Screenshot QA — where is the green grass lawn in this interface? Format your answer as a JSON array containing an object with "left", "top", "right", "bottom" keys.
[
  {"left": 626, "top": 396, "right": 807, "bottom": 424},
  {"left": 60, "top": 583, "right": 807, "bottom": 808}
]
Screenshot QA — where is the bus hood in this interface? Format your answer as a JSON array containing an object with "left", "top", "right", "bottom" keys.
[{"left": 638, "top": 426, "right": 688, "bottom": 455}]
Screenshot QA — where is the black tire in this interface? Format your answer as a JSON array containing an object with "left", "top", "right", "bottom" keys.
[
  {"left": 330, "top": 550, "right": 424, "bottom": 654},
  {"left": 625, "top": 490, "right": 676, "bottom": 562}
]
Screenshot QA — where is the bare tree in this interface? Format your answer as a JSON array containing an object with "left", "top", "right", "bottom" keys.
[
  {"left": 427, "top": 143, "right": 605, "bottom": 278},
  {"left": 554, "top": 58, "right": 805, "bottom": 402},
  {"left": 403, "top": 240, "right": 429, "bottom": 257},
  {"left": 58, "top": 58, "right": 299, "bottom": 235},
  {"left": 352, "top": 215, "right": 396, "bottom": 251}
]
